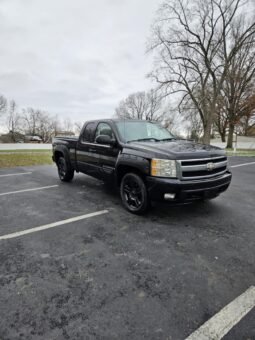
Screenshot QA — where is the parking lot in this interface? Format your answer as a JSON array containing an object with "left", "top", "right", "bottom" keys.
[{"left": 0, "top": 157, "right": 254, "bottom": 340}]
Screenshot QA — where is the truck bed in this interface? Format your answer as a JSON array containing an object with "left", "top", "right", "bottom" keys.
[{"left": 53, "top": 136, "right": 78, "bottom": 148}]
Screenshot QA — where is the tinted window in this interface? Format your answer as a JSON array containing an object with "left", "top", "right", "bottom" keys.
[
  {"left": 82, "top": 122, "right": 96, "bottom": 142},
  {"left": 95, "top": 123, "right": 115, "bottom": 141}
]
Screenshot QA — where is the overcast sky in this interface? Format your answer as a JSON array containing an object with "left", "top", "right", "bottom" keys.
[{"left": 0, "top": 0, "right": 162, "bottom": 124}]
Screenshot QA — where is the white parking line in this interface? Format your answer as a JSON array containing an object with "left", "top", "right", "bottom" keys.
[
  {"left": 0, "top": 172, "right": 32, "bottom": 178},
  {"left": 0, "top": 210, "right": 108, "bottom": 241},
  {"left": 185, "top": 286, "right": 255, "bottom": 340},
  {"left": 231, "top": 162, "right": 255, "bottom": 168},
  {"left": 0, "top": 185, "right": 58, "bottom": 197}
]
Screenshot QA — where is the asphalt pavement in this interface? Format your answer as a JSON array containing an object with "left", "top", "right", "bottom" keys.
[{"left": 0, "top": 157, "right": 254, "bottom": 340}]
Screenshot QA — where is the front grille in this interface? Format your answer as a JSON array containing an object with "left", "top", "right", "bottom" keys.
[{"left": 179, "top": 156, "right": 228, "bottom": 180}]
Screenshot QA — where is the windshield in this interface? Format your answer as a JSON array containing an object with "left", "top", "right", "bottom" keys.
[{"left": 115, "top": 121, "right": 175, "bottom": 143}]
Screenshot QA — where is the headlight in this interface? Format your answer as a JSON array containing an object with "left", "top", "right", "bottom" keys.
[{"left": 151, "top": 159, "right": 177, "bottom": 178}]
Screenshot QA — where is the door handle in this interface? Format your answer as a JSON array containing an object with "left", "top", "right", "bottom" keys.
[{"left": 88, "top": 148, "right": 97, "bottom": 153}]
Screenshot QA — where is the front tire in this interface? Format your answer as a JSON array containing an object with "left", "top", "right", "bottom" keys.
[
  {"left": 57, "top": 156, "right": 74, "bottom": 182},
  {"left": 120, "top": 173, "right": 149, "bottom": 214}
]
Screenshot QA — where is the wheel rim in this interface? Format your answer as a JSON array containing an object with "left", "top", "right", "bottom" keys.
[
  {"left": 123, "top": 176, "right": 143, "bottom": 210},
  {"left": 58, "top": 158, "right": 66, "bottom": 179}
]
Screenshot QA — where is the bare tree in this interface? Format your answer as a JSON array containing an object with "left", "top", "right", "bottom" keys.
[
  {"left": 51, "top": 115, "right": 61, "bottom": 137},
  {"left": 222, "top": 26, "right": 255, "bottom": 147},
  {"left": 144, "top": 89, "right": 163, "bottom": 121},
  {"left": 115, "top": 90, "right": 163, "bottom": 121},
  {"left": 0, "top": 95, "right": 7, "bottom": 116},
  {"left": 36, "top": 112, "right": 58, "bottom": 143},
  {"left": 22, "top": 107, "right": 41, "bottom": 136},
  {"left": 62, "top": 118, "right": 74, "bottom": 133},
  {"left": 74, "top": 121, "right": 83, "bottom": 135},
  {"left": 187, "top": 112, "right": 205, "bottom": 141},
  {"left": 1, "top": 93, "right": 65, "bottom": 143},
  {"left": 237, "top": 93, "right": 255, "bottom": 135},
  {"left": 160, "top": 102, "right": 185, "bottom": 136},
  {"left": 148, "top": 0, "right": 255, "bottom": 144},
  {"left": 177, "top": 96, "right": 204, "bottom": 140},
  {"left": 6, "top": 100, "right": 21, "bottom": 142},
  {"left": 21, "top": 108, "right": 59, "bottom": 142},
  {"left": 215, "top": 111, "right": 229, "bottom": 142}
]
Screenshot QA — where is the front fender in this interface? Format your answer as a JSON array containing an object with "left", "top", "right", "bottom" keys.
[
  {"left": 53, "top": 145, "right": 71, "bottom": 164},
  {"left": 115, "top": 153, "right": 150, "bottom": 185}
]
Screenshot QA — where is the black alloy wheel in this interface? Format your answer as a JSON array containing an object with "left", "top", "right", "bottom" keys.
[
  {"left": 57, "top": 156, "right": 74, "bottom": 182},
  {"left": 120, "top": 173, "right": 149, "bottom": 214}
]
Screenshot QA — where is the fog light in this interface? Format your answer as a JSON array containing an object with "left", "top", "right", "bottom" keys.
[{"left": 164, "top": 193, "right": 176, "bottom": 200}]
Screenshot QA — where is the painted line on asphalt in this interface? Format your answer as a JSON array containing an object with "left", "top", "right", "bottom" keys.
[
  {"left": 0, "top": 172, "right": 32, "bottom": 178},
  {"left": 0, "top": 185, "right": 58, "bottom": 197},
  {"left": 185, "top": 286, "right": 255, "bottom": 340},
  {"left": 231, "top": 162, "right": 255, "bottom": 168},
  {"left": 0, "top": 210, "right": 109, "bottom": 241}
]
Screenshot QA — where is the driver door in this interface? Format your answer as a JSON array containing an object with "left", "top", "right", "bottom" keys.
[
  {"left": 94, "top": 122, "right": 120, "bottom": 181},
  {"left": 76, "top": 121, "right": 101, "bottom": 178}
]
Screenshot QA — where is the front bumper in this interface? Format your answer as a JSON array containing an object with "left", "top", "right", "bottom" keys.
[{"left": 146, "top": 171, "right": 232, "bottom": 202}]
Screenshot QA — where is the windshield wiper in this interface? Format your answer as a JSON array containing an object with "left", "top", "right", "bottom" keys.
[
  {"left": 159, "top": 138, "right": 176, "bottom": 141},
  {"left": 127, "top": 138, "right": 160, "bottom": 143}
]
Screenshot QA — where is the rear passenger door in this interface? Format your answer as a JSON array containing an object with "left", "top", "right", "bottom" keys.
[
  {"left": 93, "top": 122, "right": 120, "bottom": 181},
  {"left": 76, "top": 122, "right": 101, "bottom": 178}
]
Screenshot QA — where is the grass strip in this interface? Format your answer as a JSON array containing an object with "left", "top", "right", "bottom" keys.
[{"left": 0, "top": 152, "right": 53, "bottom": 168}]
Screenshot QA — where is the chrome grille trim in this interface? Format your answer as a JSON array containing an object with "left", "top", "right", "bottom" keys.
[
  {"left": 178, "top": 156, "right": 228, "bottom": 180},
  {"left": 181, "top": 160, "right": 228, "bottom": 172},
  {"left": 180, "top": 170, "right": 227, "bottom": 181},
  {"left": 180, "top": 156, "right": 227, "bottom": 162}
]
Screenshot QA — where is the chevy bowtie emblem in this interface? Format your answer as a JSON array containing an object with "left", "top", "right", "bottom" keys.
[{"left": 207, "top": 162, "right": 215, "bottom": 171}]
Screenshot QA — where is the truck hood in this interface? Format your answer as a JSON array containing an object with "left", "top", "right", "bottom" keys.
[{"left": 124, "top": 139, "right": 225, "bottom": 159}]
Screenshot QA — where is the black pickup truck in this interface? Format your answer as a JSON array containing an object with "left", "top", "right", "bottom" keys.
[{"left": 52, "top": 119, "right": 232, "bottom": 214}]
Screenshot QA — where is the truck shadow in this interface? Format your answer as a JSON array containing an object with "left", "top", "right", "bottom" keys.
[
  {"left": 72, "top": 175, "right": 232, "bottom": 223},
  {"left": 149, "top": 200, "right": 221, "bottom": 220}
]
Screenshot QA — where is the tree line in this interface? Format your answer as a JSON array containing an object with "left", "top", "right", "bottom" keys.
[
  {"left": 114, "top": 89, "right": 184, "bottom": 136},
  {"left": 115, "top": 0, "right": 255, "bottom": 147},
  {"left": 1, "top": 0, "right": 254, "bottom": 147},
  {"left": 0, "top": 95, "right": 82, "bottom": 143}
]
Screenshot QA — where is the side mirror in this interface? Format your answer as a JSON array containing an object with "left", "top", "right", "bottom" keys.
[{"left": 96, "top": 134, "right": 115, "bottom": 146}]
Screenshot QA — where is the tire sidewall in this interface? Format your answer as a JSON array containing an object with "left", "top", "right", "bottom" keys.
[
  {"left": 57, "top": 156, "right": 74, "bottom": 182},
  {"left": 120, "top": 173, "right": 148, "bottom": 214}
]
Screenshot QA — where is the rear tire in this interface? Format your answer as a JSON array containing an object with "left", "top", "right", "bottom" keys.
[
  {"left": 120, "top": 173, "right": 149, "bottom": 214},
  {"left": 57, "top": 156, "right": 74, "bottom": 182}
]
